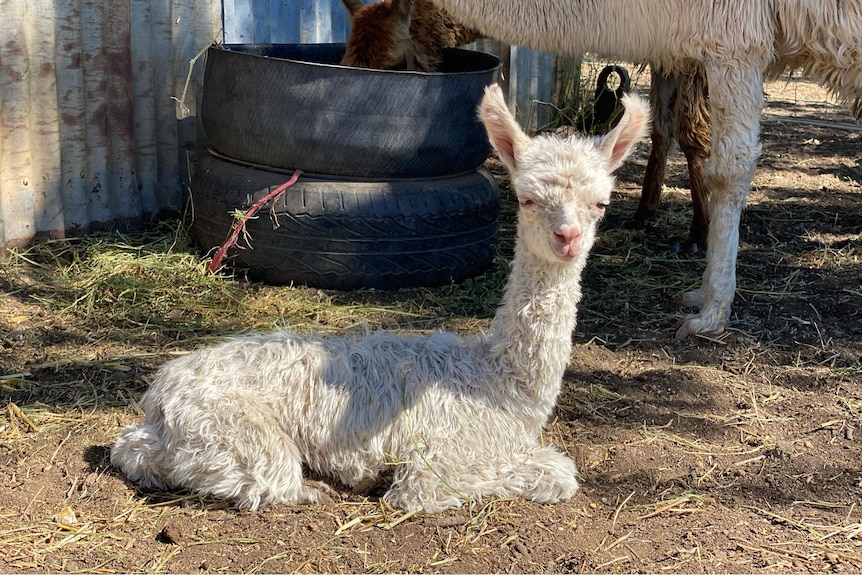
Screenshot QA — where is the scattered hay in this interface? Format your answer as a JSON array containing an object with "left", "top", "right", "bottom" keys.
[{"left": 0, "top": 87, "right": 859, "bottom": 571}]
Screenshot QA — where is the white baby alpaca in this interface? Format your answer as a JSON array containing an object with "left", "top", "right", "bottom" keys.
[{"left": 110, "top": 84, "right": 649, "bottom": 512}]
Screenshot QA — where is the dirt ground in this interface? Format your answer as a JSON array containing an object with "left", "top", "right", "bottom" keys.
[{"left": 1, "top": 77, "right": 860, "bottom": 574}]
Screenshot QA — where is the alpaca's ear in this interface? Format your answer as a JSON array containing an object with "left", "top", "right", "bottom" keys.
[
  {"left": 599, "top": 94, "right": 650, "bottom": 171},
  {"left": 341, "top": 0, "right": 365, "bottom": 15},
  {"left": 478, "top": 84, "right": 530, "bottom": 172}
]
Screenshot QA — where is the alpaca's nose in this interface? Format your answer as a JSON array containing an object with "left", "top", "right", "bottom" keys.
[
  {"left": 553, "top": 223, "right": 582, "bottom": 258},
  {"left": 555, "top": 223, "right": 582, "bottom": 245}
]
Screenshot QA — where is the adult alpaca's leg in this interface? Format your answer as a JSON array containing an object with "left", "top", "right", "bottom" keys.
[
  {"left": 677, "top": 63, "right": 763, "bottom": 339},
  {"left": 628, "top": 66, "right": 711, "bottom": 255},
  {"left": 675, "top": 65, "right": 711, "bottom": 254},
  {"left": 625, "top": 69, "right": 677, "bottom": 230}
]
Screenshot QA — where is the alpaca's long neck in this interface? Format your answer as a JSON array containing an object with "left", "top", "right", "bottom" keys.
[{"left": 487, "top": 241, "right": 588, "bottom": 431}]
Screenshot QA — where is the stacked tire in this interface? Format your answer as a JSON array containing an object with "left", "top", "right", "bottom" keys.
[{"left": 192, "top": 43, "right": 503, "bottom": 291}]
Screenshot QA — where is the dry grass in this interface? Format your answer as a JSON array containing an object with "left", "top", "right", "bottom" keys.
[{"left": 1, "top": 71, "right": 860, "bottom": 573}]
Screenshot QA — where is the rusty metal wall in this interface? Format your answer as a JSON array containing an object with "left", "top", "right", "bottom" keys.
[
  {"left": 0, "top": 0, "right": 556, "bottom": 254},
  {"left": 223, "top": 0, "right": 352, "bottom": 44},
  {"left": 0, "top": 0, "right": 221, "bottom": 254},
  {"left": 469, "top": 40, "right": 556, "bottom": 131}
]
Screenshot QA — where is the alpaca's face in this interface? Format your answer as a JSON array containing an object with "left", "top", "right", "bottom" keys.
[
  {"left": 479, "top": 83, "right": 649, "bottom": 264},
  {"left": 512, "top": 138, "right": 614, "bottom": 263}
]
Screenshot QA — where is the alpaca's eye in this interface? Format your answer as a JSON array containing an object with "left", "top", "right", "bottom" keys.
[
  {"left": 519, "top": 197, "right": 537, "bottom": 208},
  {"left": 596, "top": 201, "right": 610, "bottom": 210}
]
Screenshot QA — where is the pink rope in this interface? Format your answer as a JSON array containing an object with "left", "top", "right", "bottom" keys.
[{"left": 207, "top": 169, "right": 303, "bottom": 274}]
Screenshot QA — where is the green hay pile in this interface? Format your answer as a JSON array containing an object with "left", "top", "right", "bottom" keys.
[
  {"left": 0, "top": 212, "right": 513, "bottom": 351},
  {"left": 1, "top": 223, "right": 256, "bottom": 338}
]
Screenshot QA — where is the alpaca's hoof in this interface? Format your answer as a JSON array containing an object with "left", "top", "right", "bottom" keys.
[
  {"left": 350, "top": 475, "right": 385, "bottom": 495},
  {"left": 533, "top": 476, "right": 580, "bottom": 503},
  {"left": 668, "top": 237, "right": 705, "bottom": 256},
  {"left": 302, "top": 480, "right": 341, "bottom": 505},
  {"left": 675, "top": 306, "right": 728, "bottom": 340},
  {"left": 602, "top": 213, "right": 647, "bottom": 232},
  {"left": 675, "top": 320, "right": 698, "bottom": 340}
]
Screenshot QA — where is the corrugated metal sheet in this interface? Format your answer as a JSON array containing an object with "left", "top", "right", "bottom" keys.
[
  {"left": 222, "top": 0, "right": 557, "bottom": 130},
  {"left": 223, "top": 0, "right": 352, "bottom": 44},
  {"left": 468, "top": 40, "right": 556, "bottom": 132},
  {"left": 0, "top": 0, "right": 557, "bottom": 254},
  {"left": 0, "top": 0, "right": 221, "bottom": 254}
]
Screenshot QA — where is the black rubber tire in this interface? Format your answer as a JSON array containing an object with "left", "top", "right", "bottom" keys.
[
  {"left": 200, "top": 44, "right": 501, "bottom": 179},
  {"left": 191, "top": 153, "right": 500, "bottom": 290}
]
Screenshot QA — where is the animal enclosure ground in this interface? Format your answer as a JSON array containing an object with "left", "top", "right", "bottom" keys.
[{"left": 1, "top": 77, "right": 860, "bottom": 574}]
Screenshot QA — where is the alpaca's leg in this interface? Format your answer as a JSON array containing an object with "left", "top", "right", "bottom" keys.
[
  {"left": 216, "top": 412, "right": 333, "bottom": 509},
  {"left": 624, "top": 68, "right": 676, "bottom": 230},
  {"left": 676, "top": 62, "right": 763, "bottom": 339},
  {"left": 384, "top": 452, "right": 464, "bottom": 512},
  {"left": 437, "top": 445, "right": 579, "bottom": 504},
  {"left": 674, "top": 65, "right": 711, "bottom": 254},
  {"left": 118, "top": 400, "right": 329, "bottom": 509},
  {"left": 383, "top": 445, "right": 578, "bottom": 511},
  {"left": 503, "top": 445, "right": 579, "bottom": 504}
]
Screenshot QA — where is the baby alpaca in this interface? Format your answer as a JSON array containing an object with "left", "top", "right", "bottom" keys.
[
  {"left": 340, "top": 0, "right": 482, "bottom": 71},
  {"left": 110, "top": 84, "right": 649, "bottom": 512}
]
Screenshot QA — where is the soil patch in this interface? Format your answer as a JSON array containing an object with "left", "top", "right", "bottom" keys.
[{"left": 1, "top": 77, "right": 860, "bottom": 574}]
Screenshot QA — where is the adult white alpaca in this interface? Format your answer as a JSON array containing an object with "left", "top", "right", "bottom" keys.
[
  {"left": 110, "top": 85, "right": 649, "bottom": 512},
  {"left": 427, "top": 0, "right": 862, "bottom": 338}
]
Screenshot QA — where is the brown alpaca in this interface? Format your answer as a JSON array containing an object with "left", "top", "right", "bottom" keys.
[
  {"left": 340, "top": 0, "right": 482, "bottom": 72},
  {"left": 624, "top": 65, "right": 711, "bottom": 254}
]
